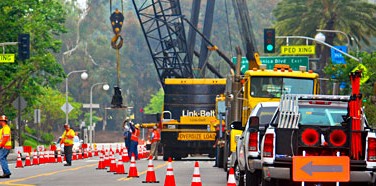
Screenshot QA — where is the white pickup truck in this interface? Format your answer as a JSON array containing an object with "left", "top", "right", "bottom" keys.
[
  {"left": 235, "top": 102, "right": 279, "bottom": 186},
  {"left": 257, "top": 94, "right": 376, "bottom": 186}
]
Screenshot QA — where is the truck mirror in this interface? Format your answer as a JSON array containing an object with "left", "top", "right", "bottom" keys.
[
  {"left": 230, "top": 121, "right": 243, "bottom": 130},
  {"left": 248, "top": 116, "right": 259, "bottom": 132}
]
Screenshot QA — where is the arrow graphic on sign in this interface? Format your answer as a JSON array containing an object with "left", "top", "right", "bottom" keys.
[{"left": 301, "top": 161, "right": 343, "bottom": 176}]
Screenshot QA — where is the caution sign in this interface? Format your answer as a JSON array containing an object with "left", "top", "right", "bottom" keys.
[
  {"left": 0, "top": 54, "right": 15, "bottom": 63},
  {"left": 177, "top": 132, "right": 216, "bottom": 141},
  {"left": 281, "top": 45, "right": 315, "bottom": 55},
  {"left": 293, "top": 156, "right": 350, "bottom": 182},
  {"left": 352, "top": 64, "right": 369, "bottom": 85}
]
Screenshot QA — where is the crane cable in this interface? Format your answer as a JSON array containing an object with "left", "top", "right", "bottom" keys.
[
  {"left": 110, "top": 0, "right": 124, "bottom": 50},
  {"left": 224, "top": 0, "right": 234, "bottom": 57},
  {"left": 110, "top": 0, "right": 125, "bottom": 86}
]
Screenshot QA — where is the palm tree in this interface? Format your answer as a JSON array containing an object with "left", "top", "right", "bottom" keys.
[{"left": 273, "top": 0, "right": 376, "bottom": 92}]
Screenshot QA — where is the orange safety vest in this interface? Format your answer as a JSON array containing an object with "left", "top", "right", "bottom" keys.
[
  {"left": 152, "top": 130, "right": 160, "bottom": 143},
  {"left": 61, "top": 129, "right": 75, "bottom": 146},
  {"left": 131, "top": 128, "right": 140, "bottom": 142},
  {"left": 0, "top": 125, "right": 12, "bottom": 149}
]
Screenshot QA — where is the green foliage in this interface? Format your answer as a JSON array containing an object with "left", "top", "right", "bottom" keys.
[
  {"left": 23, "top": 139, "right": 38, "bottom": 149},
  {"left": 323, "top": 52, "right": 376, "bottom": 126},
  {"left": 144, "top": 88, "right": 164, "bottom": 114},
  {"left": 273, "top": 0, "right": 376, "bottom": 47},
  {"left": 41, "top": 133, "right": 54, "bottom": 144},
  {"left": 0, "top": 0, "right": 67, "bottom": 116},
  {"left": 24, "top": 125, "right": 36, "bottom": 136}
]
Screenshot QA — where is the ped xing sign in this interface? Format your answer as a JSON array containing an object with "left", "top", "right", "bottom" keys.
[
  {"left": 281, "top": 45, "right": 315, "bottom": 55},
  {"left": 293, "top": 156, "right": 350, "bottom": 182},
  {"left": 0, "top": 54, "right": 15, "bottom": 63}
]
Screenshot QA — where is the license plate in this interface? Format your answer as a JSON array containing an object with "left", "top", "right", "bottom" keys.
[{"left": 177, "top": 133, "right": 216, "bottom": 141}]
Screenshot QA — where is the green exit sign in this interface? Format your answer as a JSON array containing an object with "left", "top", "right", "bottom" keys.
[{"left": 232, "top": 56, "right": 309, "bottom": 74}]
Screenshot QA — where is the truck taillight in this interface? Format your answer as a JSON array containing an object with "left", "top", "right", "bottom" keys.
[
  {"left": 263, "top": 133, "right": 274, "bottom": 158},
  {"left": 248, "top": 132, "right": 258, "bottom": 152},
  {"left": 367, "top": 138, "right": 376, "bottom": 162}
]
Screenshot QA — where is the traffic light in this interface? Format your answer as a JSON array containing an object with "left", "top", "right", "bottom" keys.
[
  {"left": 264, "top": 29, "right": 275, "bottom": 53},
  {"left": 18, "top": 33, "right": 30, "bottom": 60}
]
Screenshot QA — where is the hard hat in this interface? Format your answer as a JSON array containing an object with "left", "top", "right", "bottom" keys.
[
  {"left": 0, "top": 115, "right": 8, "bottom": 122},
  {"left": 153, "top": 125, "right": 157, "bottom": 129},
  {"left": 135, "top": 124, "right": 140, "bottom": 129}
]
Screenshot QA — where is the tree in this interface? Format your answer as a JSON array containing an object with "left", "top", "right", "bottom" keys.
[
  {"left": 273, "top": 0, "right": 376, "bottom": 91},
  {"left": 0, "top": 0, "right": 67, "bottom": 116},
  {"left": 324, "top": 52, "right": 376, "bottom": 126},
  {"left": 144, "top": 88, "right": 164, "bottom": 114}
]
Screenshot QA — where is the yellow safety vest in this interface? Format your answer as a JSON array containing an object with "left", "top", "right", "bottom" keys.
[
  {"left": 0, "top": 125, "right": 12, "bottom": 149},
  {"left": 61, "top": 129, "right": 75, "bottom": 146}
]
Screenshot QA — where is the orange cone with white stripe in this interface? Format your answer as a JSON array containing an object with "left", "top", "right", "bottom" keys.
[
  {"left": 15, "top": 151, "right": 23, "bottom": 168},
  {"left": 191, "top": 161, "right": 202, "bottom": 186},
  {"left": 114, "top": 158, "right": 126, "bottom": 174},
  {"left": 142, "top": 156, "right": 159, "bottom": 183},
  {"left": 57, "top": 151, "right": 63, "bottom": 163},
  {"left": 32, "top": 151, "right": 39, "bottom": 165},
  {"left": 227, "top": 168, "right": 236, "bottom": 186},
  {"left": 164, "top": 157, "right": 176, "bottom": 186},
  {"left": 96, "top": 154, "right": 105, "bottom": 170},
  {"left": 107, "top": 155, "right": 117, "bottom": 173},
  {"left": 127, "top": 154, "right": 139, "bottom": 178},
  {"left": 24, "top": 153, "right": 31, "bottom": 166},
  {"left": 122, "top": 148, "right": 130, "bottom": 163}
]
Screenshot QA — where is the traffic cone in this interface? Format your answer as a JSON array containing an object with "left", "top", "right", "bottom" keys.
[
  {"left": 15, "top": 151, "right": 23, "bottom": 168},
  {"left": 122, "top": 148, "right": 130, "bottom": 163},
  {"left": 50, "top": 151, "right": 56, "bottom": 163},
  {"left": 191, "top": 161, "right": 202, "bottom": 186},
  {"left": 127, "top": 154, "right": 139, "bottom": 178},
  {"left": 84, "top": 149, "right": 88, "bottom": 159},
  {"left": 57, "top": 151, "right": 63, "bottom": 163},
  {"left": 39, "top": 151, "right": 44, "bottom": 164},
  {"left": 32, "top": 151, "right": 39, "bottom": 165},
  {"left": 227, "top": 168, "right": 236, "bottom": 186},
  {"left": 94, "top": 147, "right": 99, "bottom": 156},
  {"left": 164, "top": 157, "right": 176, "bottom": 186},
  {"left": 114, "top": 158, "right": 126, "bottom": 174},
  {"left": 142, "top": 156, "right": 159, "bottom": 183},
  {"left": 104, "top": 152, "right": 110, "bottom": 167},
  {"left": 96, "top": 154, "right": 105, "bottom": 170},
  {"left": 24, "top": 153, "right": 32, "bottom": 166},
  {"left": 72, "top": 151, "right": 77, "bottom": 160},
  {"left": 78, "top": 150, "right": 83, "bottom": 159},
  {"left": 107, "top": 155, "right": 117, "bottom": 173}
]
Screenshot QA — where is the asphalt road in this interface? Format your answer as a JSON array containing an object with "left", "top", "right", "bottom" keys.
[{"left": 1, "top": 149, "right": 227, "bottom": 186}]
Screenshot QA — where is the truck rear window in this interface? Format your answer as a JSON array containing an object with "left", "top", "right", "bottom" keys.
[{"left": 298, "top": 105, "right": 347, "bottom": 126}]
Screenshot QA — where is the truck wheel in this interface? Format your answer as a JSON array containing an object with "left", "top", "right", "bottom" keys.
[{"left": 246, "top": 170, "right": 260, "bottom": 186}]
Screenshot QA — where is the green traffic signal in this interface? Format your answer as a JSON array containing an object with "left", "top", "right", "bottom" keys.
[
  {"left": 264, "top": 29, "right": 275, "bottom": 53},
  {"left": 266, "top": 44, "right": 274, "bottom": 52}
]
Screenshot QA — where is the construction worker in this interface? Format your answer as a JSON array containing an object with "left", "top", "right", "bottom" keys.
[
  {"left": 60, "top": 124, "right": 75, "bottom": 166},
  {"left": 0, "top": 115, "right": 11, "bottom": 178},
  {"left": 123, "top": 118, "right": 134, "bottom": 156},
  {"left": 130, "top": 123, "right": 140, "bottom": 160},
  {"left": 150, "top": 125, "right": 160, "bottom": 160}
]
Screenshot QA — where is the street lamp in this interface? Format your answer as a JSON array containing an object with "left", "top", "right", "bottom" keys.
[
  {"left": 316, "top": 29, "right": 351, "bottom": 50},
  {"left": 90, "top": 82, "right": 109, "bottom": 144},
  {"left": 65, "top": 70, "right": 88, "bottom": 124}
]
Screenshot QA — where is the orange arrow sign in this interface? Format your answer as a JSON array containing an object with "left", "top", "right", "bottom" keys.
[{"left": 293, "top": 156, "right": 350, "bottom": 182}]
